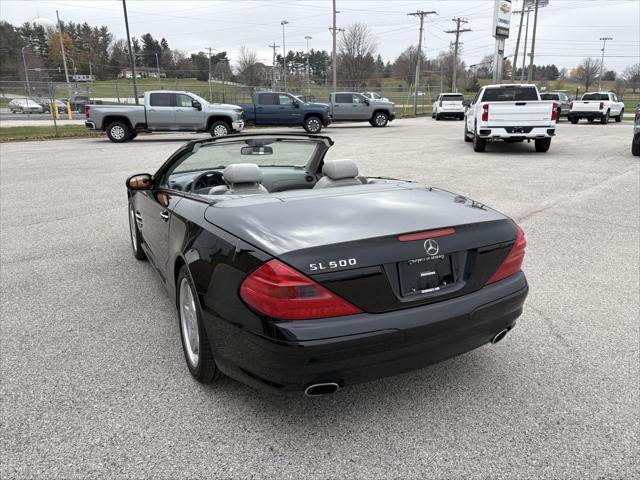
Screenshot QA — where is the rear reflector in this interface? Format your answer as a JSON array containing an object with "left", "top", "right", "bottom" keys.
[
  {"left": 486, "top": 225, "right": 527, "bottom": 285},
  {"left": 240, "top": 259, "right": 362, "bottom": 320},
  {"left": 398, "top": 227, "right": 455, "bottom": 242}
]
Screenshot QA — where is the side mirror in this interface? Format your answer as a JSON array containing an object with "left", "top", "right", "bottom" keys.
[
  {"left": 192, "top": 100, "right": 202, "bottom": 111},
  {"left": 127, "top": 173, "right": 152, "bottom": 190},
  {"left": 293, "top": 101, "right": 300, "bottom": 108},
  {"left": 364, "top": 98, "right": 370, "bottom": 105}
]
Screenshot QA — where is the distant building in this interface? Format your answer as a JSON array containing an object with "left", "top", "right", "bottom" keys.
[{"left": 119, "top": 67, "right": 167, "bottom": 79}]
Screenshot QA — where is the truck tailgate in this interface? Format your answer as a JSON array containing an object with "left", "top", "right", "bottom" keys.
[
  {"left": 486, "top": 101, "right": 553, "bottom": 126},
  {"left": 571, "top": 101, "right": 601, "bottom": 113}
]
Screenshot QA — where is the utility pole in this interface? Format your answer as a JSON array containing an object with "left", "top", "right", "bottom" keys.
[
  {"left": 511, "top": 5, "right": 526, "bottom": 81},
  {"left": 598, "top": 36, "right": 613, "bottom": 90},
  {"left": 281, "top": 20, "right": 289, "bottom": 92},
  {"left": 269, "top": 42, "right": 279, "bottom": 90},
  {"left": 121, "top": 0, "right": 138, "bottom": 104},
  {"left": 207, "top": 47, "right": 213, "bottom": 101},
  {"left": 332, "top": 0, "right": 337, "bottom": 91},
  {"left": 445, "top": 17, "right": 471, "bottom": 92},
  {"left": 527, "top": 0, "right": 539, "bottom": 82},
  {"left": 155, "top": 52, "right": 161, "bottom": 88},
  {"left": 520, "top": 7, "right": 531, "bottom": 81},
  {"left": 56, "top": 10, "right": 70, "bottom": 89},
  {"left": 408, "top": 10, "right": 437, "bottom": 114},
  {"left": 305, "top": 35, "right": 312, "bottom": 96},
  {"left": 21, "top": 46, "right": 31, "bottom": 99}
]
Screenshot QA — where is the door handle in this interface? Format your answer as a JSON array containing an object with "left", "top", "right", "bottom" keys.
[
  {"left": 148, "top": 109, "right": 155, "bottom": 112},
  {"left": 176, "top": 109, "right": 183, "bottom": 112},
  {"left": 160, "top": 210, "right": 169, "bottom": 222}
]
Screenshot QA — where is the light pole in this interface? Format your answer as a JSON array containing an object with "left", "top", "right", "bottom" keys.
[
  {"left": 122, "top": 0, "right": 139, "bottom": 104},
  {"left": 305, "top": 35, "right": 312, "bottom": 95},
  {"left": 281, "top": 20, "right": 289, "bottom": 92},
  {"left": 21, "top": 46, "right": 31, "bottom": 100},
  {"left": 598, "top": 36, "right": 613, "bottom": 90}
]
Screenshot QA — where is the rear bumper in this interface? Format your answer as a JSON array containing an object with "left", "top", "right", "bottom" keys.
[
  {"left": 568, "top": 111, "right": 604, "bottom": 120},
  {"left": 478, "top": 126, "right": 554, "bottom": 140},
  {"left": 84, "top": 121, "right": 97, "bottom": 130},
  {"left": 207, "top": 272, "right": 528, "bottom": 394}
]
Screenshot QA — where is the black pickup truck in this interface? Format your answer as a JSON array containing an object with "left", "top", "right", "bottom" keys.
[{"left": 238, "top": 92, "right": 331, "bottom": 133}]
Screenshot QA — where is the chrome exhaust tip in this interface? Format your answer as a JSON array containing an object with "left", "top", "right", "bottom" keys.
[
  {"left": 304, "top": 382, "right": 340, "bottom": 397},
  {"left": 491, "top": 329, "right": 509, "bottom": 344}
]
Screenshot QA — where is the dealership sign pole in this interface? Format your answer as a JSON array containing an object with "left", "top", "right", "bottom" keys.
[{"left": 492, "top": 0, "right": 512, "bottom": 84}]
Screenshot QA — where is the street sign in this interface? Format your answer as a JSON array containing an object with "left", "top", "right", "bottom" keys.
[
  {"left": 525, "top": 0, "right": 549, "bottom": 8},
  {"left": 492, "top": 0, "right": 512, "bottom": 38}
]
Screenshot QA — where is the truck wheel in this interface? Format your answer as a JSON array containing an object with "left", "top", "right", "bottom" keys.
[
  {"left": 535, "top": 138, "right": 551, "bottom": 152},
  {"left": 600, "top": 111, "right": 609, "bottom": 124},
  {"left": 106, "top": 121, "right": 131, "bottom": 143},
  {"left": 632, "top": 136, "right": 640, "bottom": 156},
  {"left": 615, "top": 109, "right": 623, "bottom": 122},
  {"left": 372, "top": 112, "right": 389, "bottom": 127},
  {"left": 463, "top": 121, "right": 472, "bottom": 142},
  {"left": 473, "top": 126, "right": 486, "bottom": 152},
  {"left": 435, "top": 113, "right": 441, "bottom": 121},
  {"left": 209, "top": 121, "right": 231, "bottom": 137},
  {"left": 570, "top": 117, "right": 579, "bottom": 124},
  {"left": 303, "top": 116, "right": 322, "bottom": 133},
  {"left": 556, "top": 109, "right": 562, "bottom": 122}
]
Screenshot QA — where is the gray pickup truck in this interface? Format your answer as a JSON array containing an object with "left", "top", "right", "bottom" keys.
[
  {"left": 328, "top": 92, "right": 395, "bottom": 127},
  {"left": 85, "top": 90, "right": 244, "bottom": 142}
]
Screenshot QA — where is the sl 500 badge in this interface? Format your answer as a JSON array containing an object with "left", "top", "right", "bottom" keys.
[{"left": 309, "top": 258, "right": 357, "bottom": 271}]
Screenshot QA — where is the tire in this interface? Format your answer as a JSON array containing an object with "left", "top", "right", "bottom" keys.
[
  {"left": 106, "top": 121, "right": 131, "bottom": 143},
  {"left": 177, "top": 266, "right": 222, "bottom": 383},
  {"left": 556, "top": 109, "right": 562, "bottom": 122},
  {"left": 535, "top": 137, "right": 551, "bottom": 152},
  {"left": 128, "top": 200, "right": 146, "bottom": 261},
  {"left": 209, "top": 120, "right": 231, "bottom": 137},
  {"left": 600, "top": 111, "right": 609, "bottom": 124},
  {"left": 435, "top": 113, "right": 440, "bottom": 121},
  {"left": 431, "top": 112, "right": 435, "bottom": 119},
  {"left": 473, "top": 124, "right": 486, "bottom": 152},
  {"left": 463, "top": 120, "right": 472, "bottom": 142},
  {"left": 615, "top": 110, "right": 623, "bottom": 122},
  {"left": 372, "top": 111, "right": 389, "bottom": 127},
  {"left": 632, "top": 136, "right": 640, "bottom": 156},
  {"left": 570, "top": 117, "right": 579, "bottom": 124},
  {"left": 303, "top": 115, "right": 322, "bottom": 133},
  {"left": 587, "top": 118, "right": 594, "bottom": 123}
]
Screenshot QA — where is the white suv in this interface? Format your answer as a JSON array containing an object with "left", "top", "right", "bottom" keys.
[{"left": 432, "top": 93, "right": 465, "bottom": 120}]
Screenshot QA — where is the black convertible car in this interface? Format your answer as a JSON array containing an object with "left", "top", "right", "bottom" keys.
[{"left": 127, "top": 133, "right": 528, "bottom": 396}]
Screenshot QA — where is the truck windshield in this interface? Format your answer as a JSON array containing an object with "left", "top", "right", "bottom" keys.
[
  {"left": 540, "top": 94, "right": 559, "bottom": 101},
  {"left": 442, "top": 94, "right": 464, "bottom": 102},
  {"left": 168, "top": 139, "right": 320, "bottom": 176},
  {"left": 582, "top": 93, "right": 609, "bottom": 101},
  {"left": 482, "top": 87, "right": 538, "bottom": 102}
]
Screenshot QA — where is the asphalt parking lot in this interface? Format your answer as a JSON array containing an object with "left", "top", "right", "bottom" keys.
[{"left": 1, "top": 118, "right": 638, "bottom": 478}]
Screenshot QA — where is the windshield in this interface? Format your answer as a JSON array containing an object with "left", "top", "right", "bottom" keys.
[
  {"left": 582, "top": 93, "right": 609, "bottom": 101},
  {"left": 482, "top": 87, "right": 539, "bottom": 102},
  {"left": 442, "top": 94, "right": 464, "bottom": 102},
  {"left": 540, "top": 93, "right": 559, "bottom": 101},
  {"left": 167, "top": 138, "right": 319, "bottom": 180}
]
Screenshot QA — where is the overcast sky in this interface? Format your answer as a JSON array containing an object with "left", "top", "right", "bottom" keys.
[{"left": 1, "top": 0, "right": 639, "bottom": 73}]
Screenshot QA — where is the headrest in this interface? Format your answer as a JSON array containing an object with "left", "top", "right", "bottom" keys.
[
  {"left": 322, "top": 159, "right": 358, "bottom": 180},
  {"left": 224, "top": 163, "right": 263, "bottom": 185}
]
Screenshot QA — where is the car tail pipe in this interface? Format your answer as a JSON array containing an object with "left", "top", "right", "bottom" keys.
[
  {"left": 491, "top": 329, "right": 509, "bottom": 344},
  {"left": 304, "top": 382, "right": 340, "bottom": 397}
]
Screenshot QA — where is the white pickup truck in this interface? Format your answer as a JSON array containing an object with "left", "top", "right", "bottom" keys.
[
  {"left": 464, "top": 84, "right": 557, "bottom": 152},
  {"left": 568, "top": 91, "right": 625, "bottom": 124}
]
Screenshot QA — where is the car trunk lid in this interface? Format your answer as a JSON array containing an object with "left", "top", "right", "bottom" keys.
[{"left": 485, "top": 101, "right": 554, "bottom": 126}]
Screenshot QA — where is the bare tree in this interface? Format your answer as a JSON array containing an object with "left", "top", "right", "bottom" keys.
[
  {"left": 571, "top": 57, "right": 601, "bottom": 92},
  {"left": 393, "top": 45, "right": 426, "bottom": 85},
  {"left": 612, "top": 78, "right": 627, "bottom": 98},
  {"left": 237, "top": 46, "right": 259, "bottom": 86},
  {"left": 338, "top": 22, "right": 377, "bottom": 87},
  {"left": 623, "top": 63, "right": 640, "bottom": 93}
]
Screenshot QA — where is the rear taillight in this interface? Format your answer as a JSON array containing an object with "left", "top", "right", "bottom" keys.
[
  {"left": 569, "top": 101, "right": 573, "bottom": 110},
  {"left": 84, "top": 104, "right": 90, "bottom": 118},
  {"left": 599, "top": 101, "right": 604, "bottom": 110},
  {"left": 481, "top": 104, "right": 489, "bottom": 122},
  {"left": 239, "top": 259, "right": 362, "bottom": 320},
  {"left": 551, "top": 102, "right": 558, "bottom": 121},
  {"left": 486, "top": 225, "right": 527, "bottom": 285}
]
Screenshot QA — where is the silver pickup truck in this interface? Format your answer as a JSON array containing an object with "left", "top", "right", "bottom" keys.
[
  {"left": 85, "top": 90, "right": 244, "bottom": 142},
  {"left": 328, "top": 92, "right": 396, "bottom": 127}
]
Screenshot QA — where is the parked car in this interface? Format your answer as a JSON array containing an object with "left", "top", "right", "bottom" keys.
[
  {"left": 85, "top": 90, "right": 245, "bottom": 142},
  {"left": 632, "top": 104, "right": 640, "bottom": 156},
  {"left": 362, "top": 91, "right": 390, "bottom": 102},
  {"left": 125, "top": 133, "right": 528, "bottom": 395},
  {"left": 464, "top": 84, "right": 557, "bottom": 153},
  {"left": 328, "top": 92, "right": 396, "bottom": 127},
  {"left": 432, "top": 93, "right": 466, "bottom": 120},
  {"left": 540, "top": 91, "right": 571, "bottom": 121},
  {"left": 238, "top": 92, "right": 331, "bottom": 134},
  {"left": 568, "top": 92, "right": 625, "bottom": 124},
  {"left": 7, "top": 98, "right": 43, "bottom": 114}
]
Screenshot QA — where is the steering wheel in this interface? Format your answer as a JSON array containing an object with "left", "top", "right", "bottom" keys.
[{"left": 190, "top": 170, "right": 225, "bottom": 193}]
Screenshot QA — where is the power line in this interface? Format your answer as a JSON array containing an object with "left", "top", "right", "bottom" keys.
[{"left": 445, "top": 17, "right": 471, "bottom": 92}]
